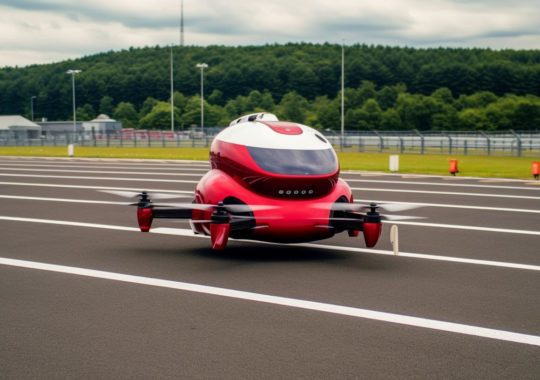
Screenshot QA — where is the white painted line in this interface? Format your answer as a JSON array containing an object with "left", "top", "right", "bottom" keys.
[
  {"left": 354, "top": 199, "right": 540, "bottom": 214},
  {"left": 384, "top": 221, "right": 540, "bottom": 236},
  {"left": 1, "top": 180, "right": 537, "bottom": 215},
  {"left": 0, "top": 163, "right": 208, "bottom": 171},
  {"left": 1, "top": 216, "right": 539, "bottom": 272},
  {"left": 2, "top": 193, "right": 540, "bottom": 236},
  {"left": 2, "top": 174, "right": 537, "bottom": 200},
  {"left": 294, "top": 242, "right": 540, "bottom": 272},
  {"left": 1, "top": 256, "right": 539, "bottom": 346},
  {"left": 4, "top": 194, "right": 540, "bottom": 235},
  {"left": 0, "top": 181, "right": 193, "bottom": 194},
  {"left": 479, "top": 179, "right": 520, "bottom": 183},
  {"left": 351, "top": 187, "right": 540, "bottom": 200},
  {"left": 0, "top": 173, "right": 199, "bottom": 184},
  {"left": 0, "top": 157, "right": 208, "bottom": 166},
  {"left": 345, "top": 178, "right": 540, "bottom": 191},
  {"left": 0, "top": 195, "right": 130, "bottom": 205},
  {"left": 340, "top": 170, "right": 532, "bottom": 183},
  {"left": 0, "top": 216, "right": 139, "bottom": 232},
  {"left": 0, "top": 168, "right": 204, "bottom": 177}
]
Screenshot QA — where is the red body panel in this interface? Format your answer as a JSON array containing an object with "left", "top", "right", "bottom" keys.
[{"left": 192, "top": 169, "right": 353, "bottom": 243}]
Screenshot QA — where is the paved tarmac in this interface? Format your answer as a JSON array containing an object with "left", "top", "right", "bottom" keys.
[{"left": 1, "top": 156, "right": 539, "bottom": 379}]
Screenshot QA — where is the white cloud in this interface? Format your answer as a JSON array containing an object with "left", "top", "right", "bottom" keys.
[{"left": 0, "top": 0, "right": 539, "bottom": 67}]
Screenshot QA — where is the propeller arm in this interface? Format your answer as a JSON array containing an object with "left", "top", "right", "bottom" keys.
[
  {"left": 152, "top": 207, "right": 193, "bottom": 219},
  {"left": 328, "top": 212, "right": 365, "bottom": 231}
]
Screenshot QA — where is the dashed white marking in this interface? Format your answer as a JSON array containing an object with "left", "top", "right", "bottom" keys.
[
  {"left": 1, "top": 181, "right": 537, "bottom": 214},
  {"left": 385, "top": 221, "right": 540, "bottom": 236},
  {"left": 0, "top": 181, "right": 193, "bottom": 194},
  {"left": 3, "top": 195, "right": 540, "bottom": 235},
  {"left": 354, "top": 199, "right": 540, "bottom": 214},
  {"left": 0, "top": 216, "right": 539, "bottom": 272},
  {"left": 0, "top": 157, "right": 208, "bottom": 167},
  {"left": 351, "top": 187, "right": 540, "bottom": 200},
  {"left": 0, "top": 168, "right": 204, "bottom": 177},
  {"left": 1, "top": 174, "right": 536, "bottom": 200},
  {"left": 0, "top": 164, "right": 208, "bottom": 172},
  {"left": 1, "top": 256, "right": 539, "bottom": 346},
  {"left": 345, "top": 179, "right": 540, "bottom": 191},
  {"left": 0, "top": 173, "right": 199, "bottom": 184},
  {"left": 0, "top": 195, "right": 130, "bottom": 205}
]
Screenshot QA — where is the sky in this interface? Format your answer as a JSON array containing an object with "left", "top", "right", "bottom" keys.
[{"left": 0, "top": 0, "right": 539, "bottom": 67}]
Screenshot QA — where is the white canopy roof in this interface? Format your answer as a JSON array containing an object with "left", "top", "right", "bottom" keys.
[{"left": 0, "top": 115, "right": 41, "bottom": 130}]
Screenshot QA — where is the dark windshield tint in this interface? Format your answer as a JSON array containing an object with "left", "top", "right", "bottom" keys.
[{"left": 247, "top": 147, "right": 337, "bottom": 175}]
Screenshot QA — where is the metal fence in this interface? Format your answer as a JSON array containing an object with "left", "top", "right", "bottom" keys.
[
  {"left": 325, "top": 130, "right": 540, "bottom": 157},
  {"left": 2, "top": 129, "right": 540, "bottom": 157}
]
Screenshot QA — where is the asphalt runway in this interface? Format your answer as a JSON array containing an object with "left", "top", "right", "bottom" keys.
[{"left": 1, "top": 156, "right": 539, "bottom": 379}]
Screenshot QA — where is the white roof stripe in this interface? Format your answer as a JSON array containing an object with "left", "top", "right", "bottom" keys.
[{"left": 215, "top": 121, "right": 331, "bottom": 150}]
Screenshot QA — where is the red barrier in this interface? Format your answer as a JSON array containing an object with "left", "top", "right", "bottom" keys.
[
  {"left": 449, "top": 159, "right": 459, "bottom": 176},
  {"left": 533, "top": 162, "right": 540, "bottom": 180}
]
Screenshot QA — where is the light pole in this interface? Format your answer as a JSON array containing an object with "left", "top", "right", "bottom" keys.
[
  {"left": 66, "top": 69, "right": 82, "bottom": 141},
  {"left": 340, "top": 41, "right": 345, "bottom": 150},
  {"left": 196, "top": 63, "right": 208, "bottom": 133},
  {"left": 30, "top": 96, "right": 36, "bottom": 121},
  {"left": 170, "top": 46, "right": 174, "bottom": 131}
]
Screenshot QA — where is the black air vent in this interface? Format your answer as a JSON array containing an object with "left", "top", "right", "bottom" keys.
[{"left": 315, "top": 134, "right": 328, "bottom": 143}]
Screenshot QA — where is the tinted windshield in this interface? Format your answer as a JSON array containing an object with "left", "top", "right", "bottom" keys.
[{"left": 247, "top": 147, "right": 337, "bottom": 175}]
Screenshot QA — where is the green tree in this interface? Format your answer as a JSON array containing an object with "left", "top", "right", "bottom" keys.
[
  {"left": 396, "top": 93, "right": 436, "bottom": 130},
  {"left": 376, "top": 84, "right": 406, "bottom": 110},
  {"left": 380, "top": 109, "right": 402, "bottom": 130},
  {"left": 139, "top": 97, "right": 159, "bottom": 119},
  {"left": 208, "top": 89, "right": 224, "bottom": 106},
  {"left": 99, "top": 95, "right": 115, "bottom": 116},
  {"left": 457, "top": 91, "right": 498, "bottom": 110},
  {"left": 313, "top": 96, "right": 339, "bottom": 130},
  {"left": 348, "top": 81, "right": 377, "bottom": 108},
  {"left": 432, "top": 105, "right": 459, "bottom": 131},
  {"left": 181, "top": 96, "right": 204, "bottom": 128},
  {"left": 346, "top": 108, "right": 370, "bottom": 130},
  {"left": 458, "top": 109, "right": 491, "bottom": 130},
  {"left": 361, "top": 99, "right": 382, "bottom": 129},
  {"left": 288, "top": 64, "right": 319, "bottom": 97},
  {"left": 431, "top": 87, "right": 454, "bottom": 105},
  {"left": 75, "top": 103, "right": 95, "bottom": 121},
  {"left": 173, "top": 91, "right": 188, "bottom": 113},
  {"left": 113, "top": 101, "right": 138, "bottom": 129},
  {"left": 139, "top": 102, "right": 181, "bottom": 130},
  {"left": 275, "top": 91, "right": 309, "bottom": 123},
  {"left": 246, "top": 90, "right": 276, "bottom": 112}
]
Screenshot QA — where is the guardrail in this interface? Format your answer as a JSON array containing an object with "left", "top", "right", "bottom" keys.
[{"left": 1, "top": 129, "right": 539, "bottom": 157}]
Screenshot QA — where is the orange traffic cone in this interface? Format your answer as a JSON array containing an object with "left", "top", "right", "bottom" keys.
[
  {"left": 449, "top": 159, "right": 459, "bottom": 176},
  {"left": 533, "top": 162, "right": 540, "bottom": 180}
]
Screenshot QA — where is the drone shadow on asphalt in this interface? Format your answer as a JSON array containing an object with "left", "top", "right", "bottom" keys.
[{"left": 181, "top": 243, "right": 397, "bottom": 271}]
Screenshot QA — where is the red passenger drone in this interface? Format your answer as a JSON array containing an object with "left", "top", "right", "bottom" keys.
[{"left": 106, "top": 113, "right": 420, "bottom": 250}]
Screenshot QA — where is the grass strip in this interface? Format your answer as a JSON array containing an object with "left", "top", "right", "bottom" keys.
[{"left": 0, "top": 146, "right": 538, "bottom": 180}]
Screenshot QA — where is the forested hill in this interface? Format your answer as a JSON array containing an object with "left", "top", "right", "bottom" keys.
[{"left": 1, "top": 43, "right": 540, "bottom": 131}]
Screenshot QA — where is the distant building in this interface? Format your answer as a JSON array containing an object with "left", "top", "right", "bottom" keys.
[
  {"left": 38, "top": 120, "right": 83, "bottom": 135},
  {"left": 37, "top": 114, "right": 122, "bottom": 135},
  {"left": 83, "top": 114, "right": 122, "bottom": 134},
  {"left": 0, "top": 115, "right": 42, "bottom": 139}
]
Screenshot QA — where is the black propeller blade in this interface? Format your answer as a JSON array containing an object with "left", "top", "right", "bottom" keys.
[
  {"left": 311, "top": 202, "right": 423, "bottom": 213},
  {"left": 99, "top": 190, "right": 190, "bottom": 200}
]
